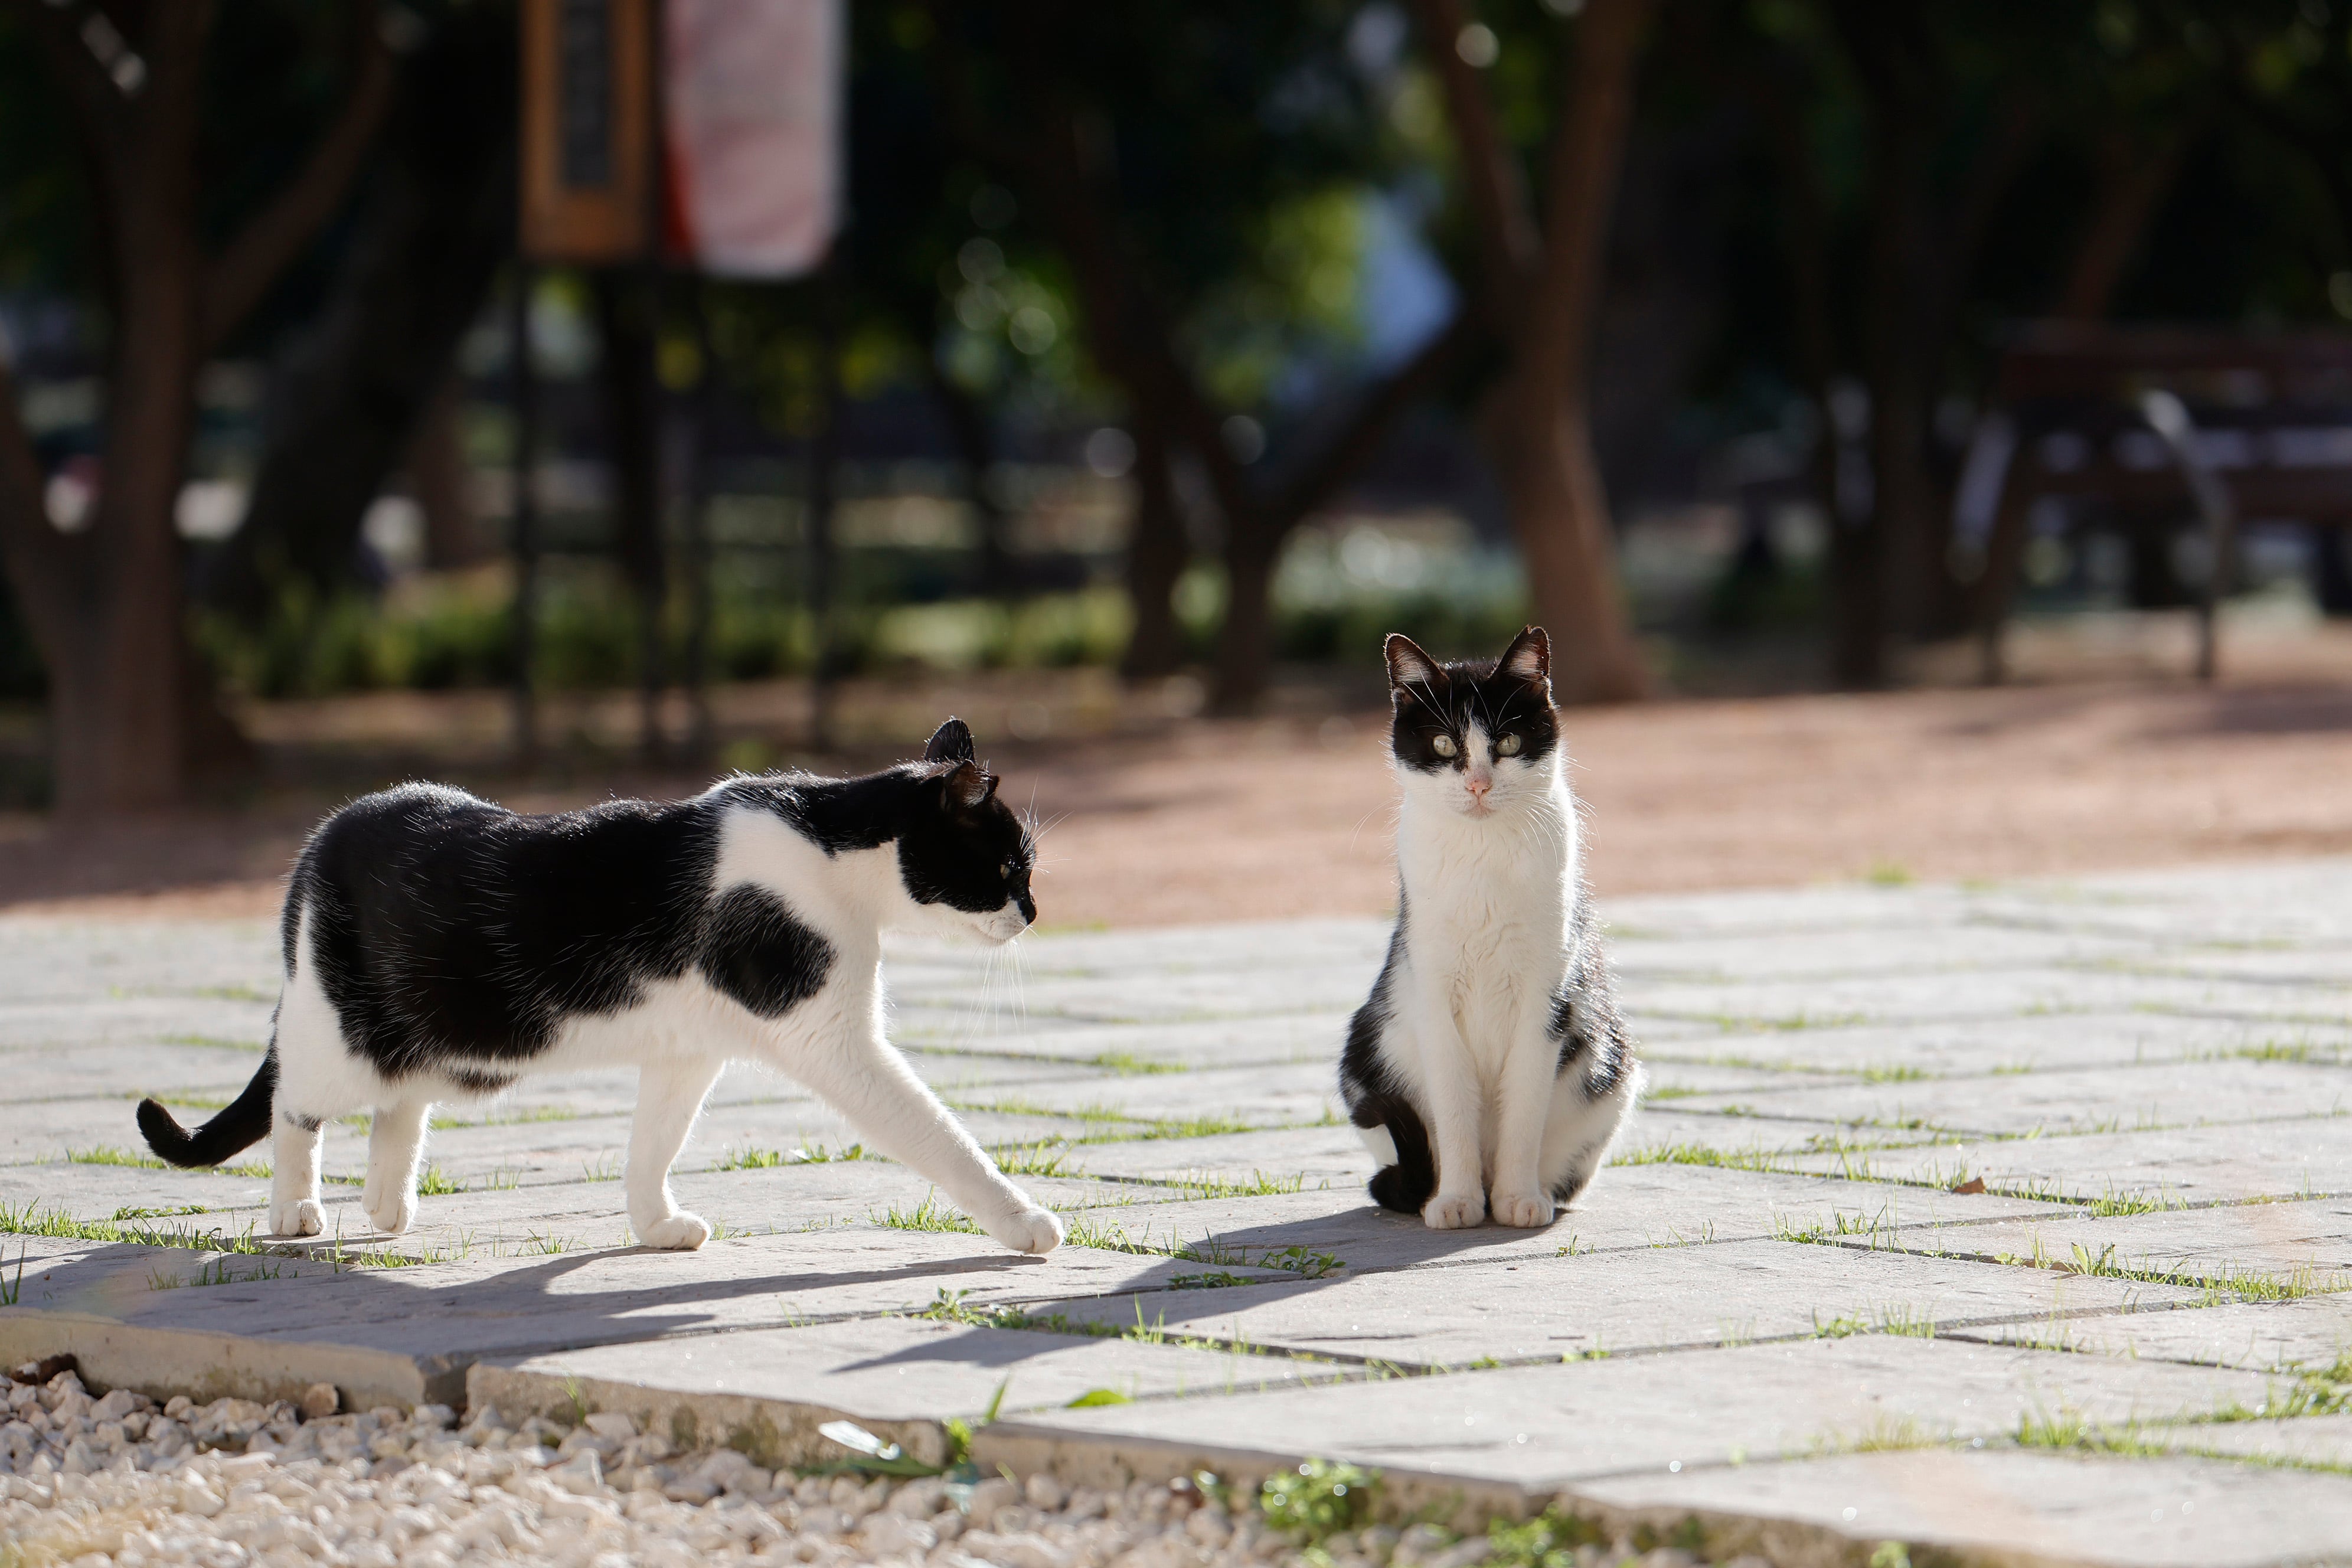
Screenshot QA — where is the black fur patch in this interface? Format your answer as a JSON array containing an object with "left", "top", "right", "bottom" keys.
[
  {"left": 701, "top": 884, "right": 837, "bottom": 1017},
  {"left": 1550, "top": 885, "right": 1634, "bottom": 1103}
]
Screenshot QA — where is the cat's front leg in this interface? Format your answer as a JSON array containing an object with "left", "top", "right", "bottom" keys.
[
  {"left": 627, "top": 1058, "right": 727, "bottom": 1249},
  {"left": 783, "top": 1020, "right": 1061, "bottom": 1255},
  {"left": 1488, "top": 1023, "right": 1566, "bottom": 1229},
  {"left": 1407, "top": 994, "right": 1487, "bottom": 1230}
]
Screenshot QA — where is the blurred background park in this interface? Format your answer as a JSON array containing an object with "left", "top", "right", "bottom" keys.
[{"left": 5, "top": 0, "right": 2352, "bottom": 925}]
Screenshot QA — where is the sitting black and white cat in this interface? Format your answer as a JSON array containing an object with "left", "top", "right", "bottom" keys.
[
  {"left": 135, "top": 719, "right": 1063, "bottom": 1256},
  {"left": 1339, "top": 628, "right": 1641, "bottom": 1229}
]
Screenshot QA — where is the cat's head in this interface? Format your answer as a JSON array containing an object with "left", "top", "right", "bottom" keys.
[
  {"left": 897, "top": 717, "right": 1037, "bottom": 941},
  {"left": 1384, "top": 626, "right": 1560, "bottom": 819}
]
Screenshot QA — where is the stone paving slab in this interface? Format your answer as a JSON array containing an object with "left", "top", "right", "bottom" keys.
[
  {"left": 1011, "top": 1239, "right": 2202, "bottom": 1368},
  {"left": 1608, "top": 923, "right": 2168, "bottom": 983},
  {"left": 1572, "top": 1449, "right": 2352, "bottom": 1568},
  {"left": 1631, "top": 968, "right": 2352, "bottom": 1033},
  {"left": 1048, "top": 1168, "right": 2072, "bottom": 1276},
  {"left": 1061, "top": 1124, "right": 1371, "bottom": 1184},
  {"left": 0, "top": 1227, "right": 1309, "bottom": 1407},
  {"left": 0, "top": 995, "right": 275, "bottom": 1050},
  {"left": 1786, "top": 1119, "right": 2352, "bottom": 1205},
  {"left": 1949, "top": 1295, "right": 2352, "bottom": 1374},
  {"left": 1613, "top": 1108, "right": 1949, "bottom": 1161},
  {"left": 986, "top": 1337, "right": 2275, "bottom": 1488},
  {"left": 1640, "top": 1010, "right": 2352, "bottom": 1077},
  {"left": 1836, "top": 1197, "right": 2352, "bottom": 1292},
  {"left": 14, "top": 1044, "right": 272, "bottom": 1102},
  {"left": 2132, "top": 1412, "right": 2352, "bottom": 1467},
  {"left": 473, "top": 1317, "right": 1338, "bottom": 1470},
  {"left": 946, "top": 1060, "right": 1343, "bottom": 1129},
  {"left": 896, "top": 1012, "right": 1350, "bottom": 1067},
  {"left": 1671, "top": 1059, "right": 2352, "bottom": 1138}
]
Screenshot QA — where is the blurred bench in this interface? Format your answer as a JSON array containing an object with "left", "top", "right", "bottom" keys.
[{"left": 1963, "top": 325, "right": 2352, "bottom": 681}]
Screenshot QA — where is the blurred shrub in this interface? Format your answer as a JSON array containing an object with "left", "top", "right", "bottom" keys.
[{"left": 184, "top": 528, "right": 1530, "bottom": 701}]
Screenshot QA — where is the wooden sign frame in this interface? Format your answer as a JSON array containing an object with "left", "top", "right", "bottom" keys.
[{"left": 520, "top": 0, "right": 656, "bottom": 263}]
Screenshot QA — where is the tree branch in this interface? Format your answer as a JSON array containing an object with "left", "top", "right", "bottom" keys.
[
  {"left": 200, "top": 2, "right": 396, "bottom": 351},
  {"left": 1272, "top": 308, "right": 1478, "bottom": 528},
  {"left": 1406, "top": 0, "right": 1538, "bottom": 322}
]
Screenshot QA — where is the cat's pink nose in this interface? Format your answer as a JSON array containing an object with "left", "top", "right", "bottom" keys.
[{"left": 1466, "top": 771, "right": 1492, "bottom": 801}]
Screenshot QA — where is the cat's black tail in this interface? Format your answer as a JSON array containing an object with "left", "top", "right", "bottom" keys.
[
  {"left": 137, "top": 1051, "right": 276, "bottom": 1168},
  {"left": 1360, "top": 1095, "right": 1437, "bottom": 1216}
]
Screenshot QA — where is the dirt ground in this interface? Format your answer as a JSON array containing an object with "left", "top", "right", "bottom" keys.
[{"left": 5, "top": 615, "right": 2352, "bottom": 929}]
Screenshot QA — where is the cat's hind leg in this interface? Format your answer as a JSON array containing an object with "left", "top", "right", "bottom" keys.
[
  {"left": 362, "top": 1096, "right": 432, "bottom": 1234},
  {"left": 1540, "top": 1050, "right": 1644, "bottom": 1208},
  {"left": 265, "top": 955, "right": 366, "bottom": 1238},
  {"left": 267, "top": 1113, "right": 327, "bottom": 1238},
  {"left": 627, "top": 1057, "right": 727, "bottom": 1250}
]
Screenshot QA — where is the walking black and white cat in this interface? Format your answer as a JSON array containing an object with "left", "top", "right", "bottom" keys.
[
  {"left": 135, "top": 719, "right": 1063, "bottom": 1256},
  {"left": 1339, "top": 628, "right": 1641, "bottom": 1229}
]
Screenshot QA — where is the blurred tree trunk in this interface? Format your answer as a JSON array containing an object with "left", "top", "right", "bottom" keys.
[
  {"left": 1119, "top": 414, "right": 1188, "bottom": 680},
  {"left": 594, "top": 270, "right": 666, "bottom": 763},
  {"left": 1412, "top": 0, "right": 1651, "bottom": 704},
  {"left": 0, "top": 5, "right": 390, "bottom": 814},
  {"left": 206, "top": 6, "right": 511, "bottom": 620},
  {"left": 410, "top": 375, "right": 482, "bottom": 570}
]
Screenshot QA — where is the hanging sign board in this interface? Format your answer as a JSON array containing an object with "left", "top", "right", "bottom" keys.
[
  {"left": 662, "top": 0, "right": 840, "bottom": 278},
  {"left": 520, "top": 0, "right": 656, "bottom": 262}
]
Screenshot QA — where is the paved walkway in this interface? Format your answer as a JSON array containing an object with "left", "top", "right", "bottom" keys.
[{"left": 7, "top": 862, "right": 2352, "bottom": 1564}]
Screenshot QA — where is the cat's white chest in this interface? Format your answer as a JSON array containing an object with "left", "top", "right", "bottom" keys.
[{"left": 1396, "top": 796, "right": 1574, "bottom": 1066}]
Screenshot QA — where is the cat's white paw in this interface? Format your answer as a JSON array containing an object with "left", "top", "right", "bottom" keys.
[
  {"left": 1489, "top": 1188, "right": 1556, "bottom": 1229},
  {"left": 988, "top": 1204, "right": 1063, "bottom": 1255},
  {"left": 639, "top": 1211, "right": 712, "bottom": 1251},
  {"left": 364, "top": 1187, "right": 416, "bottom": 1235},
  {"left": 269, "top": 1199, "right": 324, "bottom": 1238},
  {"left": 1423, "top": 1192, "right": 1486, "bottom": 1230}
]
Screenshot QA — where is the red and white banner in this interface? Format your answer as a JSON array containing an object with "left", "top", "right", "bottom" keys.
[{"left": 663, "top": 0, "right": 840, "bottom": 279}]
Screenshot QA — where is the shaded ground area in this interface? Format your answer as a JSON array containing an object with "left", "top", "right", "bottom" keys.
[
  {"left": 6, "top": 616, "right": 2352, "bottom": 926},
  {"left": 6, "top": 861, "right": 2352, "bottom": 1564}
]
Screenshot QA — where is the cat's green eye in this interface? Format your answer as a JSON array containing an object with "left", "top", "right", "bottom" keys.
[
  {"left": 1496, "top": 733, "right": 1522, "bottom": 757},
  {"left": 1000, "top": 861, "right": 1014, "bottom": 877},
  {"left": 1432, "top": 734, "right": 1458, "bottom": 758}
]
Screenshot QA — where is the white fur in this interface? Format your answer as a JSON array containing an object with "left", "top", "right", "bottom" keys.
[
  {"left": 266, "top": 790, "right": 1061, "bottom": 1256},
  {"left": 1381, "top": 723, "right": 1641, "bottom": 1229}
]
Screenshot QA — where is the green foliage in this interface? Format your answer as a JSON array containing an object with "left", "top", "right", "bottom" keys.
[
  {"left": 872, "top": 1193, "right": 985, "bottom": 1235},
  {"left": 1482, "top": 1507, "right": 1606, "bottom": 1568},
  {"left": 1258, "top": 1459, "right": 1377, "bottom": 1543}
]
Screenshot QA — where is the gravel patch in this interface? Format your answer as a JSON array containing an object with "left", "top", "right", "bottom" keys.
[{"left": 0, "top": 1365, "right": 1781, "bottom": 1568}]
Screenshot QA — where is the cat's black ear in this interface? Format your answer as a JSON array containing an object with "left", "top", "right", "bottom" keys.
[
  {"left": 924, "top": 717, "right": 976, "bottom": 764},
  {"left": 1499, "top": 626, "right": 1550, "bottom": 687},
  {"left": 1384, "top": 633, "right": 1441, "bottom": 692},
  {"left": 941, "top": 760, "right": 998, "bottom": 811}
]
